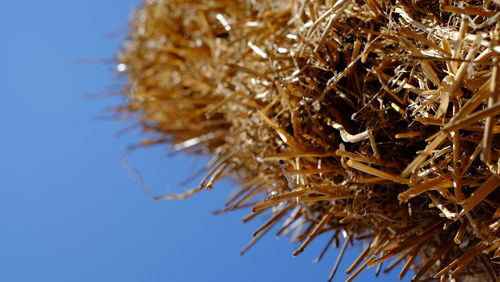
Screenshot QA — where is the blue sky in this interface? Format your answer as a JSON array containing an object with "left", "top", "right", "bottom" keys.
[{"left": 0, "top": 1, "right": 408, "bottom": 281}]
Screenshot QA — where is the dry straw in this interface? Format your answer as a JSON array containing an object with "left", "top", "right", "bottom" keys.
[{"left": 117, "top": 0, "right": 500, "bottom": 280}]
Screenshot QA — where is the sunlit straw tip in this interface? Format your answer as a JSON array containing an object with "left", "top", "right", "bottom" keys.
[
  {"left": 248, "top": 41, "right": 268, "bottom": 58},
  {"left": 116, "top": 63, "right": 127, "bottom": 72},
  {"left": 346, "top": 159, "right": 409, "bottom": 184},
  {"left": 395, "top": 131, "right": 426, "bottom": 139},
  {"left": 215, "top": 13, "right": 231, "bottom": 31}
]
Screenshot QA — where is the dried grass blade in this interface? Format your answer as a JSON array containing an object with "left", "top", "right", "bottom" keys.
[
  {"left": 434, "top": 241, "right": 487, "bottom": 278},
  {"left": 459, "top": 174, "right": 500, "bottom": 216},
  {"left": 327, "top": 233, "right": 351, "bottom": 282},
  {"left": 253, "top": 206, "right": 291, "bottom": 236},
  {"left": 398, "top": 176, "right": 453, "bottom": 203},
  {"left": 293, "top": 206, "right": 337, "bottom": 256},
  {"left": 347, "top": 159, "right": 409, "bottom": 184}
]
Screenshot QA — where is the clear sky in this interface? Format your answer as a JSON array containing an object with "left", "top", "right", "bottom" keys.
[{"left": 0, "top": 1, "right": 409, "bottom": 281}]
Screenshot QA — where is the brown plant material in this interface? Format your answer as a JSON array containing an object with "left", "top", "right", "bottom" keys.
[{"left": 117, "top": 0, "right": 500, "bottom": 280}]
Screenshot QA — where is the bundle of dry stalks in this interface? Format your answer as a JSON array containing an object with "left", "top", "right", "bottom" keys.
[{"left": 117, "top": 0, "right": 500, "bottom": 280}]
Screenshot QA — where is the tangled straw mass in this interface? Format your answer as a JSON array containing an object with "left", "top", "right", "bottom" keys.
[{"left": 117, "top": 0, "right": 500, "bottom": 280}]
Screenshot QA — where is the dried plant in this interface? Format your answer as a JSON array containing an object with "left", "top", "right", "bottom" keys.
[{"left": 117, "top": 0, "right": 500, "bottom": 281}]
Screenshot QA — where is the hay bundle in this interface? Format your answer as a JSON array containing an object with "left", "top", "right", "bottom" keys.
[{"left": 117, "top": 0, "right": 500, "bottom": 280}]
